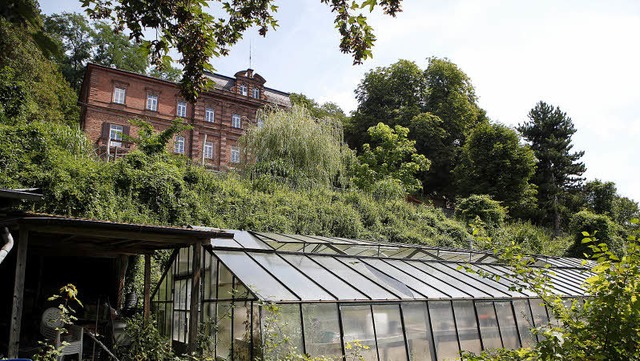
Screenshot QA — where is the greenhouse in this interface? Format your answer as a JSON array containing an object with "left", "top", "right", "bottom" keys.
[{"left": 151, "top": 230, "right": 590, "bottom": 361}]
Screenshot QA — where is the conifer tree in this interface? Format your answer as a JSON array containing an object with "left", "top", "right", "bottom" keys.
[{"left": 518, "top": 101, "right": 586, "bottom": 234}]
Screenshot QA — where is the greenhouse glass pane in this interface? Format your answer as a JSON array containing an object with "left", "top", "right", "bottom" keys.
[
  {"left": 494, "top": 301, "right": 520, "bottom": 349},
  {"left": 216, "top": 251, "right": 298, "bottom": 301},
  {"left": 373, "top": 304, "right": 408, "bottom": 361},
  {"left": 233, "top": 303, "right": 252, "bottom": 361},
  {"left": 428, "top": 301, "right": 460, "bottom": 361},
  {"left": 202, "top": 302, "right": 216, "bottom": 336},
  {"left": 203, "top": 255, "right": 217, "bottom": 300},
  {"left": 340, "top": 305, "right": 379, "bottom": 361},
  {"left": 512, "top": 299, "right": 536, "bottom": 347},
  {"left": 454, "top": 264, "right": 523, "bottom": 297},
  {"left": 216, "top": 302, "right": 233, "bottom": 359},
  {"left": 282, "top": 254, "right": 367, "bottom": 300},
  {"left": 233, "top": 230, "right": 271, "bottom": 249},
  {"left": 218, "top": 262, "right": 234, "bottom": 300},
  {"left": 475, "top": 302, "right": 502, "bottom": 350},
  {"left": 163, "top": 303, "right": 171, "bottom": 337},
  {"left": 262, "top": 304, "right": 304, "bottom": 358},
  {"left": 452, "top": 300, "right": 481, "bottom": 354},
  {"left": 177, "top": 247, "right": 191, "bottom": 275},
  {"left": 474, "top": 265, "right": 537, "bottom": 297},
  {"left": 401, "top": 303, "right": 436, "bottom": 361},
  {"left": 250, "top": 253, "right": 334, "bottom": 300},
  {"left": 302, "top": 303, "right": 342, "bottom": 358},
  {"left": 431, "top": 263, "right": 509, "bottom": 298},
  {"left": 363, "top": 259, "right": 447, "bottom": 299},
  {"left": 314, "top": 257, "right": 399, "bottom": 300},
  {"left": 403, "top": 261, "right": 473, "bottom": 298},
  {"left": 530, "top": 298, "right": 549, "bottom": 327},
  {"left": 174, "top": 279, "right": 191, "bottom": 311}
]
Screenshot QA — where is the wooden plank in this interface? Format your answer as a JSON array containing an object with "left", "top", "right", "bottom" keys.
[
  {"left": 188, "top": 244, "right": 202, "bottom": 353},
  {"left": 143, "top": 254, "right": 151, "bottom": 323},
  {"left": 8, "top": 227, "right": 28, "bottom": 358}
]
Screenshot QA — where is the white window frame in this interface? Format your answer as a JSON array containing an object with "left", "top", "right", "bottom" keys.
[
  {"left": 239, "top": 84, "right": 248, "bottom": 96},
  {"left": 109, "top": 124, "right": 124, "bottom": 147},
  {"left": 231, "top": 146, "right": 240, "bottom": 164},
  {"left": 203, "top": 141, "right": 214, "bottom": 159},
  {"left": 177, "top": 101, "right": 187, "bottom": 117},
  {"left": 174, "top": 136, "right": 185, "bottom": 154},
  {"left": 113, "top": 87, "right": 126, "bottom": 104},
  {"left": 231, "top": 114, "right": 241, "bottom": 129},
  {"left": 205, "top": 107, "right": 215, "bottom": 123},
  {"left": 146, "top": 94, "right": 158, "bottom": 111},
  {"left": 252, "top": 87, "right": 260, "bottom": 99}
]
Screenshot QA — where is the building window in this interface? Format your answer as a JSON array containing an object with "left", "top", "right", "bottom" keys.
[
  {"left": 205, "top": 108, "right": 215, "bottom": 123},
  {"left": 147, "top": 94, "right": 158, "bottom": 111},
  {"left": 231, "top": 146, "right": 240, "bottom": 163},
  {"left": 174, "top": 136, "right": 185, "bottom": 154},
  {"left": 257, "top": 118, "right": 264, "bottom": 128},
  {"left": 113, "top": 87, "right": 126, "bottom": 104},
  {"left": 177, "top": 101, "right": 187, "bottom": 117},
  {"left": 231, "top": 114, "right": 241, "bottom": 129},
  {"left": 252, "top": 88, "right": 260, "bottom": 99},
  {"left": 109, "top": 124, "right": 124, "bottom": 147},
  {"left": 203, "top": 141, "right": 214, "bottom": 159},
  {"left": 239, "top": 84, "right": 248, "bottom": 96}
]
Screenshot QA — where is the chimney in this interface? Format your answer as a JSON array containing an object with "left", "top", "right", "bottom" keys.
[{"left": 247, "top": 69, "right": 254, "bottom": 78}]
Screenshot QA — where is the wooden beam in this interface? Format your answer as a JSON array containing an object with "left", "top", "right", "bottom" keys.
[
  {"left": 143, "top": 254, "right": 151, "bottom": 323},
  {"left": 188, "top": 244, "right": 202, "bottom": 353},
  {"left": 8, "top": 227, "right": 28, "bottom": 358}
]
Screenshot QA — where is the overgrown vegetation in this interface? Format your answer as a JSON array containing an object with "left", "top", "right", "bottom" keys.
[{"left": 461, "top": 221, "right": 640, "bottom": 361}]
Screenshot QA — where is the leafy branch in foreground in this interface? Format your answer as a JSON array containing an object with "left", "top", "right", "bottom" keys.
[
  {"left": 81, "top": 0, "right": 403, "bottom": 102},
  {"left": 461, "top": 219, "right": 640, "bottom": 361}
]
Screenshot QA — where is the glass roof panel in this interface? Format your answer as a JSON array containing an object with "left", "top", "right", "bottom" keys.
[
  {"left": 477, "top": 265, "right": 543, "bottom": 297},
  {"left": 428, "top": 262, "right": 512, "bottom": 298},
  {"left": 312, "top": 256, "right": 400, "bottom": 300},
  {"left": 405, "top": 260, "right": 489, "bottom": 298},
  {"left": 211, "top": 237, "right": 242, "bottom": 248},
  {"left": 283, "top": 234, "right": 329, "bottom": 244},
  {"left": 279, "top": 254, "right": 368, "bottom": 300},
  {"left": 361, "top": 258, "right": 449, "bottom": 299},
  {"left": 437, "top": 251, "right": 471, "bottom": 262},
  {"left": 232, "top": 231, "right": 271, "bottom": 250},
  {"left": 250, "top": 253, "right": 335, "bottom": 301},
  {"left": 214, "top": 250, "right": 297, "bottom": 301},
  {"left": 387, "top": 260, "right": 472, "bottom": 298},
  {"left": 256, "top": 232, "right": 301, "bottom": 243},
  {"left": 339, "top": 258, "right": 416, "bottom": 299},
  {"left": 455, "top": 263, "right": 527, "bottom": 297}
]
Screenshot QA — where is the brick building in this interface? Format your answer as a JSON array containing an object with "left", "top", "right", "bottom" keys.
[{"left": 79, "top": 63, "right": 291, "bottom": 170}]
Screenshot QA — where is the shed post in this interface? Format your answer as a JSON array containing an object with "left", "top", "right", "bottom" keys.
[
  {"left": 8, "top": 227, "right": 28, "bottom": 358},
  {"left": 143, "top": 254, "right": 151, "bottom": 323},
  {"left": 188, "top": 243, "right": 202, "bottom": 353}
]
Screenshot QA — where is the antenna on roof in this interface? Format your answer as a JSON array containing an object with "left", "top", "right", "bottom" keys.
[{"left": 249, "top": 39, "right": 253, "bottom": 69}]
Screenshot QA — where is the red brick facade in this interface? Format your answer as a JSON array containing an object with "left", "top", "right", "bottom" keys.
[{"left": 79, "top": 63, "right": 290, "bottom": 170}]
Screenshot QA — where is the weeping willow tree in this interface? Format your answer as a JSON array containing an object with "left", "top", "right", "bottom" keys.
[{"left": 239, "top": 105, "right": 352, "bottom": 188}]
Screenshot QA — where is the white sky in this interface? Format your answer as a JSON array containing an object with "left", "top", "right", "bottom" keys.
[{"left": 41, "top": 0, "right": 640, "bottom": 202}]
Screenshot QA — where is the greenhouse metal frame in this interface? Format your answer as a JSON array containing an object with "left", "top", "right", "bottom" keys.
[{"left": 152, "top": 230, "right": 589, "bottom": 361}]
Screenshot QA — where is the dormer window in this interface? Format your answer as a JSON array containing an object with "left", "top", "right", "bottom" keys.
[
  {"left": 252, "top": 88, "right": 260, "bottom": 99},
  {"left": 239, "top": 84, "right": 248, "bottom": 96}
]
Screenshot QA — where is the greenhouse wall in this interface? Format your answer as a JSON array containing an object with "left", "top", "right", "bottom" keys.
[{"left": 152, "top": 232, "right": 588, "bottom": 361}]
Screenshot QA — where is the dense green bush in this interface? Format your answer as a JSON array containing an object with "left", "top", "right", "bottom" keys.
[
  {"left": 455, "top": 194, "right": 507, "bottom": 229},
  {"left": 567, "top": 209, "right": 622, "bottom": 257}
]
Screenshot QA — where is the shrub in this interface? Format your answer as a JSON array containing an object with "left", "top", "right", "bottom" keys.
[{"left": 455, "top": 194, "right": 507, "bottom": 229}]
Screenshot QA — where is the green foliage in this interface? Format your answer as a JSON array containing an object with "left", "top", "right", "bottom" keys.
[
  {"left": 0, "top": 17, "right": 79, "bottom": 126},
  {"left": 116, "top": 314, "right": 176, "bottom": 361},
  {"left": 127, "top": 118, "right": 192, "bottom": 156},
  {"left": 567, "top": 209, "right": 622, "bottom": 257},
  {"left": 454, "top": 122, "right": 537, "bottom": 218},
  {"left": 289, "top": 93, "right": 348, "bottom": 125},
  {"left": 353, "top": 122, "right": 430, "bottom": 195},
  {"left": 455, "top": 195, "right": 507, "bottom": 229},
  {"left": 582, "top": 179, "right": 617, "bottom": 216},
  {"left": 463, "top": 223, "right": 640, "bottom": 361},
  {"left": 518, "top": 101, "right": 586, "bottom": 232},
  {"left": 0, "top": 66, "right": 28, "bottom": 123},
  {"left": 82, "top": 0, "right": 402, "bottom": 102},
  {"left": 348, "top": 58, "right": 486, "bottom": 200},
  {"left": 240, "top": 105, "right": 348, "bottom": 188},
  {"left": 490, "top": 221, "right": 572, "bottom": 256}
]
